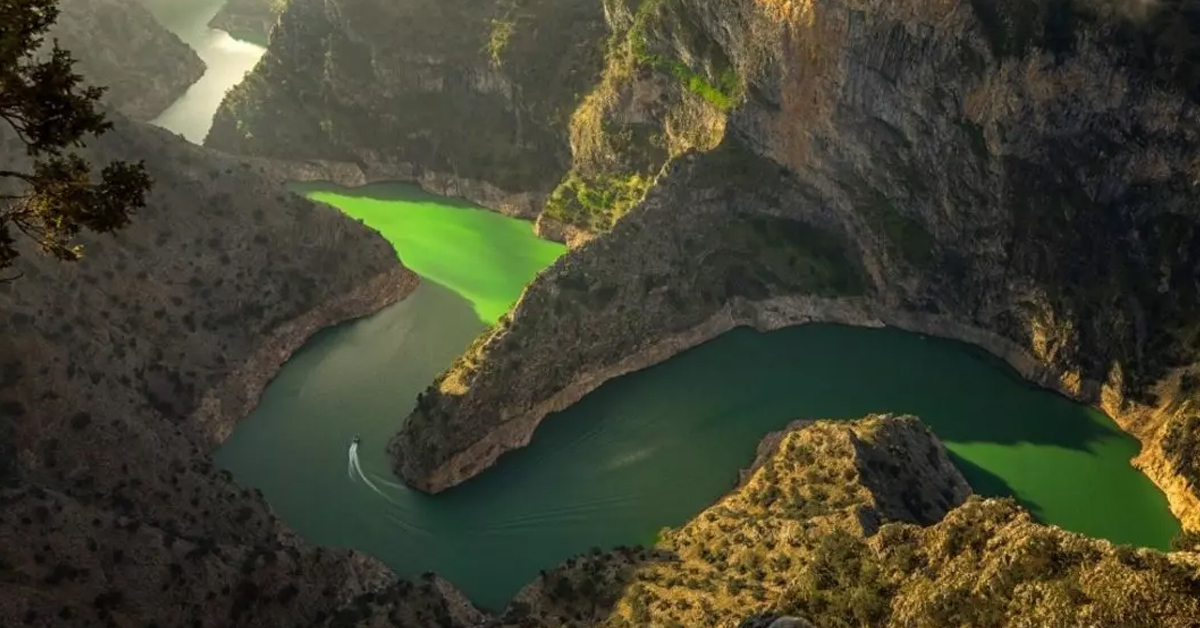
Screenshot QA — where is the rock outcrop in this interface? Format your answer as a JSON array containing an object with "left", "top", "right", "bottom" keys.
[
  {"left": 50, "top": 0, "right": 206, "bottom": 120},
  {"left": 0, "top": 116, "right": 463, "bottom": 626},
  {"left": 498, "top": 416, "right": 1200, "bottom": 628},
  {"left": 203, "top": 0, "right": 610, "bottom": 218},
  {"left": 391, "top": 0, "right": 1200, "bottom": 532},
  {"left": 208, "top": 0, "right": 284, "bottom": 45}
]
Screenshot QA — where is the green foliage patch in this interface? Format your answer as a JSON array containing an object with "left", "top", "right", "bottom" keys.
[
  {"left": 627, "top": 0, "right": 742, "bottom": 111},
  {"left": 543, "top": 169, "right": 653, "bottom": 231}
]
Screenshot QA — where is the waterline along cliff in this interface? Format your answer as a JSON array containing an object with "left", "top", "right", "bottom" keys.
[
  {"left": 203, "top": 0, "right": 1200, "bottom": 530},
  {"left": 267, "top": 0, "right": 1200, "bottom": 534}
]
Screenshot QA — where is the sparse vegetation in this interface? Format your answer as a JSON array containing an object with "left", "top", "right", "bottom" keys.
[
  {"left": 860, "top": 192, "right": 936, "bottom": 269},
  {"left": 544, "top": 170, "right": 653, "bottom": 230},
  {"left": 627, "top": 0, "right": 742, "bottom": 111},
  {"left": 486, "top": 0, "right": 520, "bottom": 68},
  {"left": 502, "top": 419, "right": 1200, "bottom": 628}
]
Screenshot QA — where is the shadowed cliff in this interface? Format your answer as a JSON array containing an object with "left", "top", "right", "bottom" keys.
[{"left": 204, "top": 0, "right": 609, "bottom": 216}]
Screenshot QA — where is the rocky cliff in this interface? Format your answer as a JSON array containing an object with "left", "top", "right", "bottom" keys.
[
  {"left": 499, "top": 416, "right": 1200, "bottom": 628},
  {"left": 391, "top": 0, "right": 1200, "bottom": 532},
  {"left": 49, "top": 0, "right": 206, "bottom": 120},
  {"left": 209, "top": 0, "right": 284, "bottom": 45},
  {"left": 203, "top": 0, "right": 609, "bottom": 217},
  {"left": 0, "top": 116, "right": 470, "bottom": 627}
]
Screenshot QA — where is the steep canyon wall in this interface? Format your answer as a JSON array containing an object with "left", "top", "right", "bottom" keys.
[{"left": 385, "top": 0, "right": 1200, "bottom": 533}]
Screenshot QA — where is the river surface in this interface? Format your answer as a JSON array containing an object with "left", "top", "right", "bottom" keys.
[
  {"left": 213, "top": 182, "right": 1181, "bottom": 611},
  {"left": 142, "top": 0, "right": 266, "bottom": 143}
]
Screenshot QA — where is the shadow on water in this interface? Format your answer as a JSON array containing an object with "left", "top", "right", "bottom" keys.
[
  {"left": 219, "top": 313, "right": 1181, "bottom": 609},
  {"left": 946, "top": 450, "right": 1045, "bottom": 520},
  {"left": 216, "top": 187, "right": 1179, "bottom": 611}
]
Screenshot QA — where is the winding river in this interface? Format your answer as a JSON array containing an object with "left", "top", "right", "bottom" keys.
[
  {"left": 142, "top": 0, "right": 266, "bottom": 143},
  {"left": 150, "top": 1, "right": 1181, "bottom": 613},
  {"left": 216, "top": 183, "right": 1179, "bottom": 611}
]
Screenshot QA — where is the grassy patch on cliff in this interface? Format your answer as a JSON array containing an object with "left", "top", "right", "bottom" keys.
[
  {"left": 544, "top": 0, "right": 739, "bottom": 235},
  {"left": 628, "top": 0, "right": 743, "bottom": 111},
  {"left": 543, "top": 170, "right": 654, "bottom": 231}
]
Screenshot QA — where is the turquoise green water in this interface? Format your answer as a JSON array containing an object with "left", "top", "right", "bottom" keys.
[
  {"left": 290, "top": 182, "right": 566, "bottom": 323},
  {"left": 213, "top": 182, "right": 1180, "bottom": 611}
]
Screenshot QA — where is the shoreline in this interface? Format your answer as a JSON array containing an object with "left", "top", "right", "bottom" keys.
[
  {"left": 240, "top": 156, "right": 551, "bottom": 224},
  {"left": 190, "top": 264, "right": 420, "bottom": 448},
  {"left": 412, "top": 293, "right": 1198, "bottom": 533}
]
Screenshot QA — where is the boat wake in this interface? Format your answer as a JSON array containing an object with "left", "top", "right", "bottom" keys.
[{"left": 347, "top": 441, "right": 388, "bottom": 498}]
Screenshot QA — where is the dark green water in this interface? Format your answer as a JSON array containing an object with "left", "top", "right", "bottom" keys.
[{"left": 213, "top": 183, "right": 1180, "bottom": 611}]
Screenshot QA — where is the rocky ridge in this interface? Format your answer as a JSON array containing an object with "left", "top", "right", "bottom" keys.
[
  {"left": 496, "top": 416, "right": 1200, "bottom": 628},
  {"left": 0, "top": 116, "right": 462, "bottom": 627},
  {"left": 390, "top": 0, "right": 1200, "bottom": 533},
  {"left": 50, "top": 0, "right": 206, "bottom": 120}
]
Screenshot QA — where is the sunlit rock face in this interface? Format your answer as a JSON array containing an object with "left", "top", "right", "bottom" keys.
[{"left": 498, "top": 417, "right": 1200, "bottom": 628}]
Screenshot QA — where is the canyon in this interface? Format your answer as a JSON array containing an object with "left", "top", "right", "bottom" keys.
[
  {"left": 207, "top": 0, "right": 1200, "bottom": 533},
  {"left": 2, "top": 0, "right": 1200, "bottom": 626}
]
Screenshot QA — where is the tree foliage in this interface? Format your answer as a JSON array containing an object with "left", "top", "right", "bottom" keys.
[{"left": 0, "top": 0, "right": 151, "bottom": 275}]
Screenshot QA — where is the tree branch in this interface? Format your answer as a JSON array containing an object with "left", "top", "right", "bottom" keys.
[{"left": 0, "top": 169, "right": 35, "bottom": 182}]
